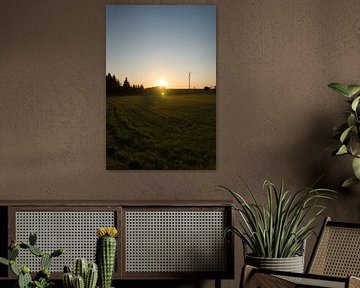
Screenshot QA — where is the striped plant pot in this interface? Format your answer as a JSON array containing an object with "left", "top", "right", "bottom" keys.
[{"left": 245, "top": 254, "right": 305, "bottom": 273}]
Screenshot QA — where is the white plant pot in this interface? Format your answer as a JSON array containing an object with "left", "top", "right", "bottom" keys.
[{"left": 245, "top": 254, "right": 305, "bottom": 273}]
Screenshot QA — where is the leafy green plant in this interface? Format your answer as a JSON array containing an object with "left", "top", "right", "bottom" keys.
[
  {"left": 32, "top": 278, "right": 54, "bottom": 288},
  {"left": 328, "top": 82, "right": 360, "bottom": 187},
  {"left": 220, "top": 179, "right": 334, "bottom": 258},
  {"left": 0, "top": 232, "right": 63, "bottom": 288}
]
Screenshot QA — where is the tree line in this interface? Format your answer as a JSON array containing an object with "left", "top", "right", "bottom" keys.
[{"left": 106, "top": 73, "right": 144, "bottom": 96}]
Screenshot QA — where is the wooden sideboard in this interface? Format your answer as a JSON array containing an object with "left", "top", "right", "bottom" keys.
[{"left": 0, "top": 201, "right": 234, "bottom": 288}]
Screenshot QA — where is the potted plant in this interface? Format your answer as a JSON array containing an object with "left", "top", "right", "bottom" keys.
[
  {"left": 96, "top": 227, "right": 118, "bottom": 288},
  {"left": 328, "top": 83, "right": 360, "bottom": 187},
  {"left": 62, "top": 258, "right": 98, "bottom": 288},
  {"left": 0, "top": 232, "right": 63, "bottom": 288},
  {"left": 220, "top": 179, "right": 334, "bottom": 273}
]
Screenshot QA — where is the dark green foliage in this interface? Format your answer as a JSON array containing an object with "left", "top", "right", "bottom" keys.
[
  {"left": 106, "top": 92, "right": 216, "bottom": 170},
  {"left": 96, "top": 236, "right": 116, "bottom": 288},
  {"left": 50, "top": 248, "right": 63, "bottom": 258},
  {"left": 29, "top": 233, "right": 37, "bottom": 246},
  {"left": 32, "top": 278, "right": 54, "bottom": 288},
  {"left": 123, "top": 77, "right": 130, "bottom": 93},
  {"left": 35, "top": 268, "right": 50, "bottom": 281},
  {"left": 106, "top": 73, "right": 144, "bottom": 96},
  {"left": 19, "top": 243, "right": 30, "bottom": 249},
  {"left": 328, "top": 83, "right": 360, "bottom": 187}
]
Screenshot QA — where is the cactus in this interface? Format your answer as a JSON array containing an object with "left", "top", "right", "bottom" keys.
[
  {"left": 19, "top": 243, "right": 30, "bottom": 249},
  {"left": 96, "top": 227, "right": 118, "bottom": 288},
  {"left": 29, "top": 245, "right": 44, "bottom": 257},
  {"left": 10, "top": 260, "right": 20, "bottom": 276},
  {"left": 9, "top": 246, "right": 19, "bottom": 260},
  {"left": 63, "top": 260, "right": 98, "bottom": 288},
  {"left": 41, "top": 253, "right": 52, "bottom": 269},
  {"left": 51, "top": 248, "right": 64, "bottom": 257},
  {"left": 85, "top": 263, "right": 98, "bottom": 288},
  {"left": 18, "top": 270, "right": 32, "bottom": 288},
  {"left": 0, "top": 257, "right": 9, "bottom": 266},
  {"left": 63, "top": 272, "right": 74, "bottom": 288},
  {"left": 74, "top": 275, "right": 85, "bottom": 288},
  {"left": 0, "top": 232, "right": 63, "bottom": 288},
  {"left": 62, "top": 265, "right": 74, "bottom": 288},
  {"left": 64, "top": 265, "right": 72, "bottom": 273},
  {"left": 74, "top": 258, "right": 88, "bottom": 279}
]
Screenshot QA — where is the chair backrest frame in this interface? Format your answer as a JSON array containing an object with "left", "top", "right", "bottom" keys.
[{"left": 306, "top": 217, "right": 360, "bottom": 278}]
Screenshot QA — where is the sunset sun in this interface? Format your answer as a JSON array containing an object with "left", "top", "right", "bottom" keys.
[{"left": 157, "top": 79, "right": 167, "bottom": 87}]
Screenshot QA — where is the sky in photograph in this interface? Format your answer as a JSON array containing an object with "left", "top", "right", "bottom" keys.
[{"left": 106, "top": 5, "right": 216, "bottom": 89}]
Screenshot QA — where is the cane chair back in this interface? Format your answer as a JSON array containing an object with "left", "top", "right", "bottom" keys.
[
  {"left": 241, "top": 218, "right": 360, "bottom": 288},
  {"left": 307, "top": 217, "right": 360, "bottom": 278}
]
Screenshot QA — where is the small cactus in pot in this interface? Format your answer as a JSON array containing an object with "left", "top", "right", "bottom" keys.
[
  {"left": 62, "top": 259, "right": 98, "bottom": 288},
  {"left": 96, "top": 227, "right": 118, "bottom": 288},
  {"left": 0, "top": 232, "right": 63, "bottom": 288}
]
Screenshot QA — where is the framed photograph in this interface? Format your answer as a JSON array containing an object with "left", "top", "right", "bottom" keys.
[{"left": 106, "top": 5, "right": 216, "bottom": 170}]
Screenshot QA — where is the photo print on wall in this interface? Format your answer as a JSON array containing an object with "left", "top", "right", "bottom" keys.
[{"left": 106, "top": 5, "right": 216, "bottom": 170}]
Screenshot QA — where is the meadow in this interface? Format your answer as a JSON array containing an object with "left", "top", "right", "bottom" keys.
[{"left": 106, "top": 91, "right": 216, "bottom": 170}]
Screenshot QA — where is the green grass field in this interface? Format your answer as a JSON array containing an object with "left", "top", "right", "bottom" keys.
[{"left": 106, "top": 92, "right": 216, "bottom": 170}]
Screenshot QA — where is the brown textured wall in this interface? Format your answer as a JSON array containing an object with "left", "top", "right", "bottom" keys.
[{"left": 1, "top": 0, "right": 360, "bottom": 287}]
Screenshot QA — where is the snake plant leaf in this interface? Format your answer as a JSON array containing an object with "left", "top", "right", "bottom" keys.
[
  {"left": 352, "top": 157, "right": 360, "bottom": 179},
  {"left": 351, "top": 96, "right": 360, "bottom": 111},
  {"left": 220, "top": 180, "right": 335, "bottom": 258},
  {"left": 340, "top": 126, "right": 353, "bottom": 143},
  {"left": 336, "top": 144, "right": 348, "bottom": 155},
  {"left": 328, "top": 83, "right": 351, "bottom": 97},
  {"left": 342, "top": 177, "right": 360, "bottom": 188},
  {"left": 347, "top": 85, "right": 360, "bottom": 97}
]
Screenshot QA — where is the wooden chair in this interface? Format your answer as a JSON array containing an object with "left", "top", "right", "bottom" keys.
[{"left": 241, "top": 217, "right": 360, "bottom": 288}]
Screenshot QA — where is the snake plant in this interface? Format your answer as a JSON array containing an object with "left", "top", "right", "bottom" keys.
[{"left": 220, "top": 179, "right": 335, "bottom": 258}]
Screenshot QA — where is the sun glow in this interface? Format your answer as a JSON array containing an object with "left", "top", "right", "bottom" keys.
[{"left": 157, "top": 79, "right": 167, "bottom": 87}]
